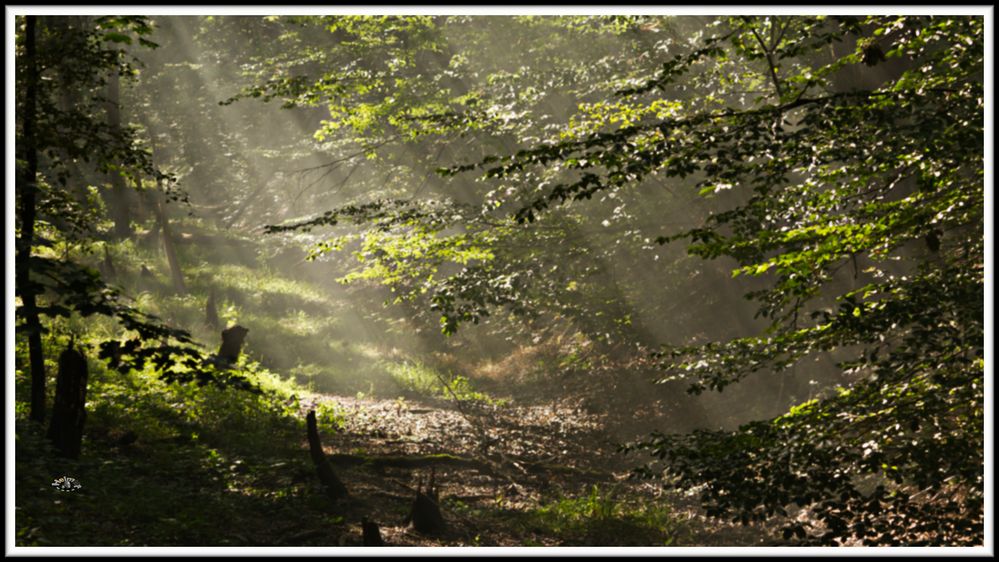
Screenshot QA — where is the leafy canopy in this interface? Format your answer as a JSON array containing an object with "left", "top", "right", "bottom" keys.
[{"left": 252, "top": 15, "right": 983, "bottom": 545}]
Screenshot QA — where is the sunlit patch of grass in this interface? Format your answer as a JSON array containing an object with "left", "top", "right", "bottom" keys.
[
  {"left": 286, "top": 351, "right": 396, "bottom": 397},
  {"left": 207, "top": 263, "right": 331, "bottom": 309},
  {"left": 355, "top": 342, "right": 387, "bottom": 360},
  {"left": 48, "top": 309, "right": 123, "bottom": 345},
  {"left": 157, "top": 293, "right": 208, "bottom": 328},
  {"left": 385, "top": 360, "right": 508, "bottom": 406},
  {"left": 87, "top": 235, "right": 405, "bottom": 401},
  {"left": 246, "top": 360, "right": 305, "bottom": 398},
  {"left": 443, "top": 485, "right": 686, "bottom": 546},
  {"left": 239, "top": 312, "right": 342, "bottom": 371},
  {"left": 278, "top": 309, "right": 341, "bottom": 337}
]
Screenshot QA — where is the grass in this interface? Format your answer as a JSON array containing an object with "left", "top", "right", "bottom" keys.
[
  {"left": 444, "top": 484, "right": 687, "bottom": 546},
  {"left": 14, "top": 342, "right": 337, "bottom": 546},
  {"left": 385, "top": 360, "right": 508, "bottom": 406},
  {"left": 528, "top": 485, "right": 685, "bottom": 546},
  {"left": 12, "top": 234, "right": 349, "bottom": 545}
]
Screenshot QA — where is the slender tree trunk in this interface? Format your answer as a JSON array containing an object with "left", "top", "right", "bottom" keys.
[
  {"left": 18, "top": 16, "right": 47, "bottom": 424},
  {"left": 152, "top": 186, "right": 186, "bottom": 294},
  {"left": 205, "top": 287, "right": 220, "bottom": 329},
  {"left": 105, "top": 71, "right": 132, "bottom": 239},
  {"left": 54, "top": 17, "right": 91, "bottom": 205},
  {"left": 145, "top": 129, "right": 186, "bottom": 294}
]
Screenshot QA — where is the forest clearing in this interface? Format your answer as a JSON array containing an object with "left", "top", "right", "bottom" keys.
[{"left": 10, "top": 10, "right": 989, "bottom": 554}]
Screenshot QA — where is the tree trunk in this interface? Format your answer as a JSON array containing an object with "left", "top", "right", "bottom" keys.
[
  {"left": 306, "top": 410, "right": 349, "bottom": 501},
  {"left": 151, "top": 186, "right": 186, "bottom": 294},
  {"left": 18, "top": 15, "right": 46, "bottom": 424},
  {"left": 54, "top": 17, "right": 94, "bottom": 206},
  {"left": 205, "top": 287, "right": 220, "bottom": 329},
  {"left": 47, "top": 344, "right": 89, "bottom": 458},
  {"left": 105, "top": 71, "right": 132, "bottom": 239},
  {"left": 144, "top": 122, "right": 185, "bottom": 294},
  {"left": 99, "top": 244, "right": 117, "bottom": 279}
]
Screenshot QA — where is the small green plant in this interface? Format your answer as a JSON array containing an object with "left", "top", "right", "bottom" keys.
[
  {"left": 528, "top": 485, "right": 684, "bottom": 546},
  {"left": 315, "top": 401, "right": 347, "bottom": 433},
  {"left": 558, "top": 349, "right": 594, "bottom": 372},
  {"left": 393, "top": 396, "right": 408, "bottom": 412}
]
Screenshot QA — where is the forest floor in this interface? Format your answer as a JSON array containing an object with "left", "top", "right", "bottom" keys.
[
  {"left": 282, "top": 391, "right": 784, "bottom": 547},
  {"left": 16, "top": 384, "right": 786, "bottom": 548}
]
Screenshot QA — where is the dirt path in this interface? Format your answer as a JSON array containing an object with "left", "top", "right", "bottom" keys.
[{"left": 298, "top": 393, "right": 782, "bottom": 547}]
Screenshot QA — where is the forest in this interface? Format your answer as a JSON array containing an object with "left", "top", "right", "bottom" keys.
[{"left": 11, "top": 12, "right": 987, "bottom": 550}]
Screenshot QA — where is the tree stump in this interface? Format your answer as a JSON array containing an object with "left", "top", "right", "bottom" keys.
[
  {"left": 217, "top": 324, "right": 248, "bottom": 365},
  {"left": 306, "top": 410, "right": 349, "bottom": 501},
  {"left": 408, "top": 469, "right": 446, "bottom": 535},
  {"left": 47, "top": 344, "right": 89, "bottom": 458},
  {"left": 362, "top": 517, "right": 385, "bottom": 546}
]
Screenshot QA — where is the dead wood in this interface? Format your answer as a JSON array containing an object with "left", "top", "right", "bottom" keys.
[
  {"left": 47, "top": 343, "right": 89, "bottom": 458},
  {"left": 362, "top": 517, "right": 385, "bottom": 546},
  {"left": 328, "top": 452, "right": 496, "bottom": 474},
  {"left": 306, "top": 410, "right": 349, "bottom": 501},
  {"left": 408, "top": 468, "right": 446, "bottom": 535},
  {"left": 217, "top": 324, "right": 248, "bottom": 365}
]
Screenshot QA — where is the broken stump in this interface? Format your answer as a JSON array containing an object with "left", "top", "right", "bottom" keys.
[
  {"left": 408, "top": 470, "right": 446, "bottom": 535},
  {"left": 306, "top": 410, "right": 349, "bottom": 501},
  {"left": 217, "top": 324, "right": 249, "bottom": 365},
  {"left": 362, "top": 517, "right": 385, "bottom": 546},
  {"left": 47, "top": 344, "right": 89, "bottom": 458}
]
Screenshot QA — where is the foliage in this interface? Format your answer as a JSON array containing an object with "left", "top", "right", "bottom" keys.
[
  {"left": 14, "top": 337, "right": 325, "bottom": 546},
  {"left": 253, "top": 15, "right": 984, "bottom": 545},
  {"left": 15, "top": 16, "right": 254, "bottom": 391},
  {"left": 314, "top": 400, "right": 348, "bottom": 434},
  {"left": 447, "top": 483, "right": 685, "bottom": 546},
  {"left": 604, "top": 16, "right": 982, "bottom": 545},
  {"left": 26, "top": 251, "right": 256, "bottom": 391},
  {"left": 528, "top": 485, "right": 683, "bottom": 545}
]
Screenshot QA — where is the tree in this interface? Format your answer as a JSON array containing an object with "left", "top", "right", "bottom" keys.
[
  {"left": 15, "top": 16, "right": 257, "bottom": 416},
  {"left": 582, "top": 16, "right": 982, "bottom": 545},
  {"left": 255, "top": 15, "right": 984, "bottom": 545},
  {"left": 103, "top": 69, "right": 135, "bottom": 239},
  {"left": 16, "top": 15, "right": 45, "bottom": 422}
]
